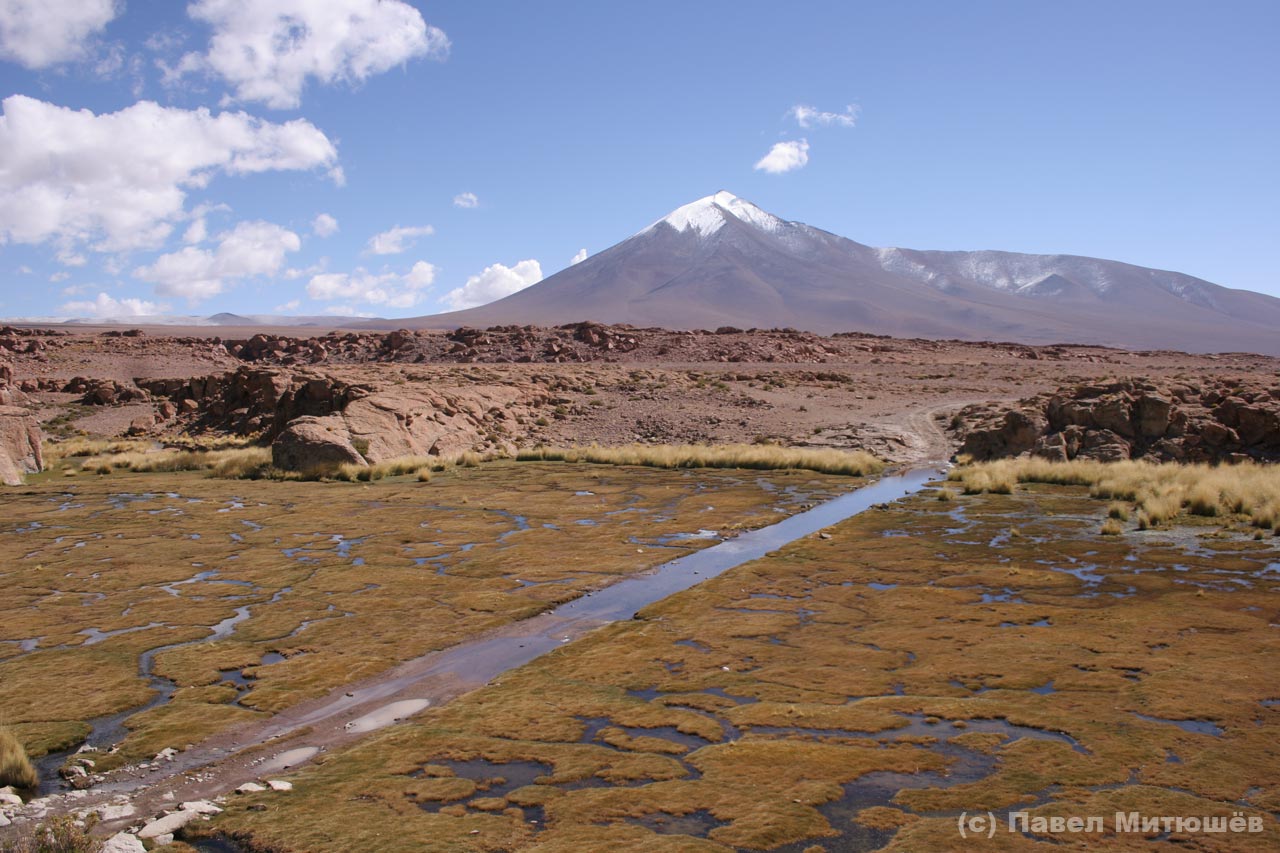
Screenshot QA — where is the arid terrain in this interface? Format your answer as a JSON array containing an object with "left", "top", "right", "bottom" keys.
[{"left": 1, "top": 323, "right": 1278, "bottom": 852}]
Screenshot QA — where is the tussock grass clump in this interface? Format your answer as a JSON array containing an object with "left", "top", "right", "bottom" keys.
[
  {"left": 330, "top": 452, "right": 503, "bottom": 482},
  {"left": 952, "top": 458, "right": 1280, "bottom": 529},
  {"left": 1100, "top": 518, "right": 1125, "bottom": 536},
  {"left": 0, "top": 727, "right": 37, "bottom": 790},
  {"left": 43, "top": 437, "right": 150, "bottom": 464},
  {"left": 76, "top": 446, "right": 272, "bottom": 479},
  {"left": 516, "top": 444, "right": 884, "bottom": 477}
]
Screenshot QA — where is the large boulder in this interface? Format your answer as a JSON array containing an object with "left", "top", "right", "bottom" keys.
[
  {"left": 272, "top": 417, "right": 366, "bottom": 473},
  {"left": 0, "top": 406, "right": 43, "bottom": 485},
  {"left": 1134, "top": 393, "right": 1174, "bottom": 438}
]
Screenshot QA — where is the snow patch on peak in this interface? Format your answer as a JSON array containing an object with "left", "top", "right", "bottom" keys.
[{"left": 648, "top": 192, "right": 785, "bottom": 238}]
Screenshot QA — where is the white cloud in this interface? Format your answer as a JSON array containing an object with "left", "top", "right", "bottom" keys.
[
  {"left": 306, "top": 260, "right": 436, "bottom": 309},
  {"left": 15, "top": 264, "right": 31, "bottom": 274},
  {"left": 754, "top": 139, "right": 810, "bottom": 174},
  {"left": 365, "top": 224, "right": 433, "bottom": 255},
  {"left": 49, "top": 271, "right": 70, "bottom": 282},
  {"left": 788, "top": 104, "right": 859, "bottom": 129},
  {"left": 0, "top": 95, "right": 338, "bottom": 254},
  {"left": 61, "top": 283, "right": 93, "bottom": 296},
  {"left": 133, "top": 220, "right": 301, "bottom": 303},
  {"left": 404, "top": 260, "right": 436, "bottom": 288},
  {"left": 183, "top": 218, "right": 208, "bottom": 244},
  {"left": 60, "top": 292, "right": 167, "bottom": 318},
  {"left": 570, "top": 248, "right": 588, "bottom": 265},
  {"left": 322, "top": 304, "right": 376, "bottom": 318},
  {"left": 181, "top": 0, "right": 450, "bottom": 109},
  {"left": 0, "top": 0, "right": 118, "bottom": 69},
  {"left": 444, "top": 259, "right": 542, "bottom": 310},
  {"left": 453, "top": 191, "right": 478, "bottom": 209},
  {"left": 312, "top": 212, "right": 339, "bottom": 237},
  {"left": 274, "top": 298, "right": 301, "bottom": 312}
]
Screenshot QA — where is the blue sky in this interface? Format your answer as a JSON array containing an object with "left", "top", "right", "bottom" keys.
[{"left": 0, "top": 0, "right": 1276, "bottom": 320}]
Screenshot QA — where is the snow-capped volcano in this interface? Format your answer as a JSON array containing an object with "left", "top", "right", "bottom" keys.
[
  {"left": 647, "top": 191, "right": 787, "bottom": 238},
  {"left": 388, "top": 192, "right": 1280, "bottom": 355}
]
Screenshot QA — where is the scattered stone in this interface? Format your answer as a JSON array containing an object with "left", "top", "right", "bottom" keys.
[
  {"left": 180, "top": 800, "right": 223, "bottom": 814},
  {"left": 138, "top": 809, "right": 200, "bottom": 838},
  {"left": 97, "top": 802, "right": 136, "bottom": 821},
  {"left": 154, "top": 747, "right": 178, "bottom": 762},
  {"left": 267, "top": 779, "right": 293, "bottom": 792},
  {"left": 236, "top": 782, "right": 267, "bottom": 794},
  {"left": 100, "top": 833, "right": 146, "bottom": 853}
]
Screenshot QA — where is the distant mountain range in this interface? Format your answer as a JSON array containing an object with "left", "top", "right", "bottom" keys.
[
  {"left": 389, "top": 191, "right": 1280, "bottom": 355},
  {"left": 55, "top": 312, "right": 370, "bottom": 328}
]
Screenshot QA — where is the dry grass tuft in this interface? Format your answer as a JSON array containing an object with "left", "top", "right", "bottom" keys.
[
  {"left": 951, "top": 458, "right": 1280, "bottom": 529},
  {"left": 517, "top": 443, "right": 884, "bottom": 477},
  {"left": 0, "top": 727, "right": 37, "bottom": 790},
  {"left": 74, "top": 446, "right": 272, "bottom": 479},
  {"left": 0, "top": 815, "right": 100, "bottom": 853},
  {"left": 1100, "top": 518, "right": 1125, "bottom": 536}
]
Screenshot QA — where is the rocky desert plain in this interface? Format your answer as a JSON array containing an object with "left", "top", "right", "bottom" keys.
[{"left": 0, "top": 322, "right": 1279, "bottom": 853}]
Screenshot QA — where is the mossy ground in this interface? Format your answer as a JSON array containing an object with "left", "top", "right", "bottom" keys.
[
  {"left": 0, "top": 462, "right": 848, "bottom": 768},
  {"left": 197, "top": 478, "right": 1280, "bottom": 851}
]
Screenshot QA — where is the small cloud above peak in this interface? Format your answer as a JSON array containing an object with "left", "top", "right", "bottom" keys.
[
  {"left": 453, "top": 192, "right": 479, "bottom": 209},
  {"left": 754, "top": 139, "right": 810, "bottom": 174},
  {"left": 788, "top": 104, "right": 859, "bottom": 129}
]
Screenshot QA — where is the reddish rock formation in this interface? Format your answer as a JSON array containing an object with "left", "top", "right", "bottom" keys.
[
  {"left": 954, "top": 378, "right": 1280, "bottom": 463},
  {"left": 0, "top": 405, "right": 43, "bottom": 485}
]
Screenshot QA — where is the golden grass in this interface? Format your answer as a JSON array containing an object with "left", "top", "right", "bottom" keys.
[
  {"left": 1099, "top": 518, "right": 1124, "bottom": 536},
  {"left": 517, "top": 443, "right": 884, "bottom": 477},
  {"left": 951, "top": 458, "right": 1280, "bottom": 529},
  {"left": 0, "top": 726, "right": 37, "bottom": 790},
  {"left": 330, "top": 452, "right": 502, "bottom": 482},
  {"left": 74, "top": 445, "right": 273, "bottom": 479}
]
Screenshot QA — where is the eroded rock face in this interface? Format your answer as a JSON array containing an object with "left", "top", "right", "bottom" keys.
[
  {"left": 0, "top": 405, "right": 44, "bottom": 485},
  {"left": 271, "top": 417, "right": 367, "bottom": 473},
  {"left": 267, "top": 384, "right": 553, "bottom": 472},
  {"left": 954, "top": 378, "right": 1280, "bottom": 463}
]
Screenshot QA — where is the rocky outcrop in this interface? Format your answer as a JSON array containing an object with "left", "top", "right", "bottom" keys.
[
  {"left": 954, "top": 379, "right": 1280, "bottom": 463},
  {"left": 138, "top": 367, "right": 367, "bottom": 438},
  {"left": 62, "top": 377, "right": 150, "bottom": 406},
  {"left": 272, "top": 417, "right": 367, "bottom": 472},
  {"left": 270, "top": 384, "right": 551, "bottom": 472},
  {"left": 0, "top": 405, "right": 43, "bottom": 485}
]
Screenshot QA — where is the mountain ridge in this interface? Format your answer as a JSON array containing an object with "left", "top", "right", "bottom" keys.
[{"left": 384, "top": 191, "right": 1279, "bottom": 354}]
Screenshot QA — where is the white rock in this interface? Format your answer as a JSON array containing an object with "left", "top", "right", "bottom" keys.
[
  {"left": 180, "top": 800, "right": 223, "bottom": 815},
  {"left": 154, "top": 747, "right": 178, "bottom": 761},
  {"left": 236, "top": 782, "right": 267, "bottom": 794},
  {"left": 0, "top": 791, "right": 21, "bottom": 807},
  {"left": 267, "top": 779, "right": 293, "bottom": 792},
  {"left": 138, "top": 809, "right": 199, "bottom": 839},
  {"left": 97, "top": 803, "right": 136, "bottom": 821},
  {"left": 100, "top": 833, "right": 146, "bottom": 853},
  {"left": 0, "top": 813, "right": 10, "bottom": 828},
  {"left": 154, "top": 834, "right": 174, "bottom": 847}
]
